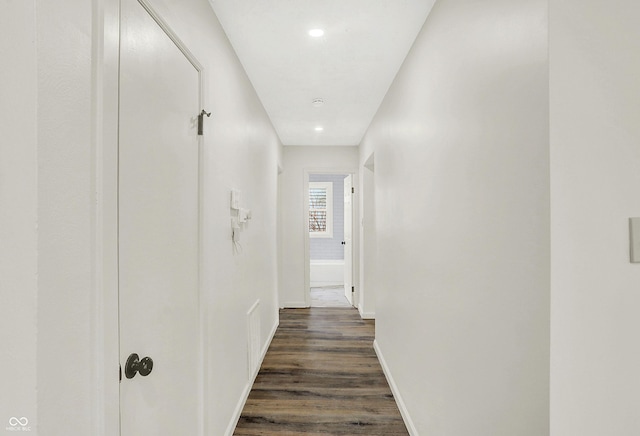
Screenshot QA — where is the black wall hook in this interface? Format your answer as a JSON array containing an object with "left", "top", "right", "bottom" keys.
[{"left": 198, "top": 110, "right": 211, "bottom": 136}]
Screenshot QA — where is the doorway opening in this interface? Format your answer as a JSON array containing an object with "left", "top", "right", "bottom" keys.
[{"left": 307, "top": 173, "right": 354, "bottom": 308}]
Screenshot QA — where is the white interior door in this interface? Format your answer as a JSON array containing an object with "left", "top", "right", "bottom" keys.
[
  {"left": 344, "top": 175, "right": 353, "bottom": 305},
  {"left": 118, "top": 0, "right": 200, "bottom": 434}
]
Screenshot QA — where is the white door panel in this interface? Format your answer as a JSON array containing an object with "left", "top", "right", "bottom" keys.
[
  {"left": 118, "top": 0, "right": 200, "bottom": 434},
  {"left": 344, "top": 175, "right": 353, "bottom": 305}
]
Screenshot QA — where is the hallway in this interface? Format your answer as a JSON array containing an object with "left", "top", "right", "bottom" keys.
[
  {"left": 233, "top": 308, "right": 408, "bottom": 435},
  {"left": 4, "top": 0, "right": 640, "bottom": 434}
]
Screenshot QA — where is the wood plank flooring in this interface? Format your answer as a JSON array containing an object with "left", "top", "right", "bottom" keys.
[{"left": 233, "top": 308, "right": 409, "bottom": 435}]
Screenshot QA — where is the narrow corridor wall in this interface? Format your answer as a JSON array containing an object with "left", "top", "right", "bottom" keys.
[
  {"left": 549, "top": 1, "right": 640, "bottom": 434},
  {"left": 16, "top": 0, "right": 283, "bottom": 434},
  {"left": 35, "top": 0, "right": 95, "bottom": 433},
  {"left": 0, "top": 1, "right": 38, "bottom": 430},
  {"left": 359, "top": 0, "right": 549, "bottom": 434}
]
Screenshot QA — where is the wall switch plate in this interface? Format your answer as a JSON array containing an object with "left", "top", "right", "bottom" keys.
[
  {"left": 231, "top": 189, "right": 241, "bottom": 210},
  {"left": 231, "top": 217, "right": 240, "bottom": 229},
  {"left": 630, "top": 218, "right": 640, "bottom": 263}
]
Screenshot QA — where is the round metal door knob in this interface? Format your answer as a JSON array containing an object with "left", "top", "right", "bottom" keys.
[{"left": 125, "top": 353, "right": 154, "bottom": 379}]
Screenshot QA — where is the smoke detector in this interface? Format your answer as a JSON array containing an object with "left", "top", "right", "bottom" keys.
[{"left": 312, "top": 98, "right": 324, "bottom": 107}]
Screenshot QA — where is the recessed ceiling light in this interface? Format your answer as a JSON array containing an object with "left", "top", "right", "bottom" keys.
[
  {"left": 315, "top": 126, "right": 324, "bottom": 132},
  {"left": 312, "top": 98, "right": 324, "bottom": 107},
  {"left": 309, "top": 29, "right": 324, "bottom": 37}
]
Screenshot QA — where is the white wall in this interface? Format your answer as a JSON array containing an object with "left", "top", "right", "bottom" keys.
[
  {"left": 0, "top": 1, "right": 38, "bottom": 431},
  {"left": 549, "top": 1, "right": 640, "bottom": 434},
  {"left": 146, "top": 2, "right": 282, "bottom": 434},
  {"left": 36, "top": 0, "right": 95, "bottom": 433},
  {"left": 279, "top": 146, "right": 358, "bottom": 307},
  {"left": 4, "top": 0, "right": 282, "bottom": 434},
  {"left": 358, "top": 155, "right": 377, "bottom": 318},
  {"left": 360, "top": 0, "right": 549, "bottom": 434}
]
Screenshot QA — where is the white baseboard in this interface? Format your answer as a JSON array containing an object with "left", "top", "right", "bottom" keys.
[
  {"left": 358, "top": 307, "right": 375, "bottom": 319},
  {"left": 224, "top": 318, "right": 279, "bottom": 436},
  {"left": 280, "top": 301, "right": 308, "bottom": 308},
  {"left": 373, "top": 339, "right": 419, "bottom": 435}
]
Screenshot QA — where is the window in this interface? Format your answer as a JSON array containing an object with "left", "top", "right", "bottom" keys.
[{"left": 309, "top": 182, "right": 333, "bottom": 238}]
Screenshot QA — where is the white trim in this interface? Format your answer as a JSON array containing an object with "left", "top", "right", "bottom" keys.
[
  {"left": 246, "top": 300, "right": 261, "bottom": 379},
  {"left": 91, "top": 1, "right": 105, "bottom": 433},
  {"left": 373, "top": 340, "right": 419, "bottom": 435},
  {"left": 93, "top": 0, "right": 121, "bottom": 434},
  {"left": 136, "top": 0, "right": 203, "bottom": 71},
  {"left": 224, "top": 318, "right": 279, "bottom": 436},
  {"left": 358, "top": 308, "right": 376, "bottom": 320},
  {"left": 303, "top": 167, "right": 359, "bottom": 308},
  {"left": 280, "top": 300, "right": 309, "bottom": 309}
]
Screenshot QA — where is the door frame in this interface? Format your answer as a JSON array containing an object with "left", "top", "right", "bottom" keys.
[
  {"left": 93, "top": 0, "right": 207, "bottom": 434},
  {"left": 303, "top": 167, "right": 359, "bottom": 308}
]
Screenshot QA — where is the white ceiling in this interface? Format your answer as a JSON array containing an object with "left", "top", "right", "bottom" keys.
[{"left": 209, "top": 0, "right": 435, "bottom": 146}]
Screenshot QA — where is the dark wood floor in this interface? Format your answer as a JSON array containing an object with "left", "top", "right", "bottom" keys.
[{"left": 233, "top": 308, "right": 409, "bottom": 435}]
